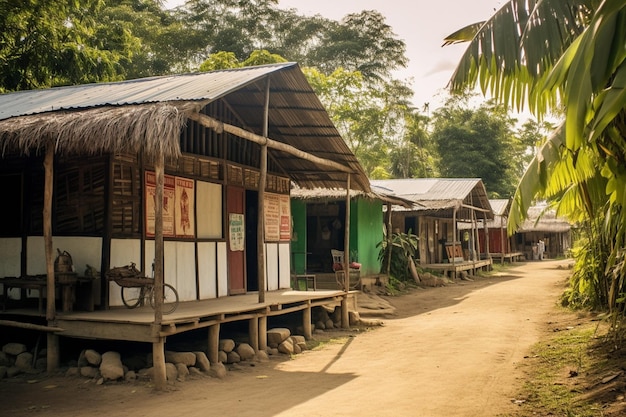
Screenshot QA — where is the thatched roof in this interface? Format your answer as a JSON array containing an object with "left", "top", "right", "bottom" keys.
[
  {"left": 0, "top": 63, "right": 370, "bottom": 192},
  {"left": 518, "top": 204, "right": 572, "bottom": 233},
  {"left": 290, "top": 185, "right": 414, "bottom": 208},
  {"left": 370, "top": 178, "right": 494, "bottom": 220}
]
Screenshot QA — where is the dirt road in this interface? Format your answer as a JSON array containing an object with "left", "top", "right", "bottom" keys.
[{"left": 0, "top": 259, "right": 573, "bottom": 416}]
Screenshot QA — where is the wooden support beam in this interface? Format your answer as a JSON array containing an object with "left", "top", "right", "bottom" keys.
[
  {"left": 258, "top": 316, "right": 267, "bottom": 351},
  {"left": 186, "top": 112, "right": 354, "bottom": 174},
  {"left": 249, "top": 316, "right": 259, "bottom": 351},
  {"left": 46, "top": 333, "right": 59, "bottom": 372},
  {"left": 341, "top": 174, "right": 351, "bottom": 329},
  {"left": 0, "top": 320, "right": 64, "bottom": 333},
  {"left": 302, "top": 301, "right": 312, "bottom": 340},
  {"left": 208, "top": 323, "right": 220, "bottom": 364}
]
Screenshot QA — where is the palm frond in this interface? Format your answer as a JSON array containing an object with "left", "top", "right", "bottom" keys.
[{"left": 447, "top": 0, "right": 593, "bottom": 116}]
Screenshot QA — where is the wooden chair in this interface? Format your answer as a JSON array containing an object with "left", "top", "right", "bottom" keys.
[{"left": 331, "top": 249, "right": 361, "bottom": 290}]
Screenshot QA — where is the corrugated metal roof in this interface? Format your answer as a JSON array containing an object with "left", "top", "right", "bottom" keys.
[
  {"left": 0, "top": 64, "right": 291, "bottom": 120},
  {"left": 0, "top": 63, "right": 371, "bottom": 192},
  {"left": 489, "top": 199, "right": 511, "bottom": 216},
  {"left": 370, "top": 178, "right": 493, "bottom": 219}
]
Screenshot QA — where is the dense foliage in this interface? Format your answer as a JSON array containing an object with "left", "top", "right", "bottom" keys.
[
  {"left": 0, "top": 0, "right": 544, "bottom": 187},
  {"left": 445, "top": 0, "right": 626, "bottom": 327}
]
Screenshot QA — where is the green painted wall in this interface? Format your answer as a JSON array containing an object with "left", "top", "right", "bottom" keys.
[
  {"left": 351, "top": 199, "right": 384, "bottom": 276},
  {"left": 290, "top": 199, "right": 307, "bottom": 274},
  {"left": 290, "top": 197, "right": 384, "bottom": 277}
]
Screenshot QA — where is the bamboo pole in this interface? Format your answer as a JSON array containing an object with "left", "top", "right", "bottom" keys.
[
  {"left": 257, "top": 78, "right": 269, "bottom": 304},
  {"left": 186, "top": 112, "right": 353, "bottom": 174},
  {"left": 43, "top": 140, "right": 60, "bottom": 372},
  {"left": 152, "top": 153, "right": 166, "bottom": 390},
  {"left": 341, "top": 174, "right": 351, "bottom": 329}
]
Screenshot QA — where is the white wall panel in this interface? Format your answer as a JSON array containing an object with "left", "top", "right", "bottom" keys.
[
  {"left": 217, "top": 241, "right": 228, "bottom": 297},
  {"left": 265, "top": 243, "right": 279, "bottom": 291},
  {"left": 198, "top": 242, "right": 217, "bottom": 299}
]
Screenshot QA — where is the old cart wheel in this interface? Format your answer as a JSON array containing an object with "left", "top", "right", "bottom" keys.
[
  {"left": 121, "top": 286, "right": 143, "bottom": 308},
  {"left": 149, "top": 283, "right": 179, "bottom": 314}
]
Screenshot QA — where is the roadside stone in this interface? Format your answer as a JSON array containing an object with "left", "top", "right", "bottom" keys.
[
  {"left": 77, "top": 350, "right": 89, "bottom": 367},
  {"left": 291, "top": 335, "right": 307, "bottom": 351},
  {"left": 65, "top": 367, "right": 79, "bottom": 377},
  {"left": 80, "top": 366, "right": 98, "bottom": 378},
  {"left": 100, "top": 351, "right": 124, "bottom": 381},
  {"left": 267, "top": 328, "right": 291, "bottom": 348},
  {"left": 218, "top": 351, "right": 227, "bottom": 363},
  {"left": 189, "top": 367, "right": 204, "bottom": 378},
  {"left": 208, "top": 362, "right": 227, "bottom": 379},
  {"left": 315, "top": 321, "right": 326, "bottom": 330},
  {"left": 84, "top": 349, "right": 102, "bottom": 366},
  {"left": 175, "top": 363, "right": 189, "bottom": 381},
  {"left": 35, "top": 358, "right": 46, "bottom": 370},
  {"left": 165, "top": 362, "right": 178, "bottom": 382},
  {"left": 0, "top": 351, "right": 11, "bottom": 366},
  {"left": 6, "top": 366, "right": 21, "bottom": 378},
  {"left": 219, "top": 339, "right": 235, "bottom": 353},
  {"left": 165, "top": 351, "right": 196, "bottom": 367},
  {"left": 125, "top": 370, "right": 137, "bottom": 381},
  {"left": 267, "top": 347, "right": 279, "bottom": 356},
  {"left": 15, "top": 352, "right": 33, "bottom": 370},
  {"left": 325, "top": 319, "right": 335, "bottom": 329},
  {"left": 278, "top": 338, "right": 294, "bottom": 355},
  {"left": 226, "top": 351, "right": 241, "bottom": 364},
  {"left": 194, "top": 351, "right": 211, "bottom": 371},
  {"left": 2, "top": 343, "right": 27, "bottom": 356},
  {"left": 255, "top": 350, "right": 269, "bottom": 362},
  {"left": 0, "top": 366, "right": 7, "bottom": 379},
  {"left": 236, "top": 343, "right": 255, "bottom": 361},
  {"left": 137, "top": 367, "right": 153, "bottom": 380}
]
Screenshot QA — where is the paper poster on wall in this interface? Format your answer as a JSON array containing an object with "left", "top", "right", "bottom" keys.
[
  {"left": 229, "top": 213, "right": 245, "bottom": 251},
  {"left": 263, "top": 193, "right": 291, "bottom": 242},
  {"left": 264, "top": 193, "right": 281, "bottom": 241},
  {"left": 175, "top": 176, "right": 195, "bottom": 238},
  {"left": 279, "top": 194, "right": 291, "bottom": 241},
  {"left": 145, "top": 171, "right": 176, "bottom": 237}
]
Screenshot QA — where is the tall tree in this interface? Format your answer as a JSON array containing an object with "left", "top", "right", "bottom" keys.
[
  {"left": 431, "top": 96, "right": 519, "bottom": 198},
  {"left": 0, "top": 0, "right": 128, "bottom": 90}
]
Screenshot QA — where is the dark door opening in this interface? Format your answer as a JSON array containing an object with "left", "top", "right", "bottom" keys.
[{"left": 245, "top": 190, "right": 259, "bottom": 291}]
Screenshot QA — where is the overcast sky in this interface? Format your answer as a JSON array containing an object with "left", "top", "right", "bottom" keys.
[{"left": 165, "top": 0, "right": 506, "bottom": 111}]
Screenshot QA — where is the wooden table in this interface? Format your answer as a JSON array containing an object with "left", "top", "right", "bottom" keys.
[{"left": 0, "top": 275, "right": 94, "bottom": 313}]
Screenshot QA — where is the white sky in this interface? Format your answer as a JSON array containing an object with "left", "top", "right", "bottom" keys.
[{"left": 165, "top": 0, "right": 507, "bottom": 112}]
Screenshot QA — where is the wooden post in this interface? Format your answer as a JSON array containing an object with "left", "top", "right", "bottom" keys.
[
  {"left": 452, "top": 206, "right": 457, "bottom": 280},
  {"left": 43, "top": 141, "right": 59, "bottom": 371},
  {"left": 152, "top": 154, "right": 166, "bottom": 390},
  {"left": 341, "top": 174, "right": 351, "bottom": 329},
  {"left": 258, "top": 315, "right": 267, "bottom": 351},
  {"left": 303, "top": 301, "right": 312, "bottom": 340},
  {"left": 46, "top": 333, "right": 59, "bottom": 372},
  {"left": 208, "top": 323, "right": 220, "bottom": 364},
  {"left": 249, "top": 317, "right": 259, "bottom": 351},
  {"left": 258, "top": 78, "right": 270, "bottom": 303},
  {"left": 385, "top": 202, "right": 393, "bottom": 276}
]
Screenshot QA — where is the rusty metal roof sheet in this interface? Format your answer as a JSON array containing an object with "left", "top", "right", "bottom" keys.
[{"left": 371, "top": 178, "right": 493, "bottom": 220}]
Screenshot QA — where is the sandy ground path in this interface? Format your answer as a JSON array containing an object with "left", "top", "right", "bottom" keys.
[{"left": 0, "top": 259, "right": 572, "bottom": 417}]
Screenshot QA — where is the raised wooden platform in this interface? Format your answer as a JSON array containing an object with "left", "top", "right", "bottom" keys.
[
  {"left": 489, "top": 252, "right": 526, "bottom": 263},
  {"left": 421, "top": 259, "right": 493, "bottom": 278},
  {"left": 0, "top": 289, "right": 347, "bottom": 342}
]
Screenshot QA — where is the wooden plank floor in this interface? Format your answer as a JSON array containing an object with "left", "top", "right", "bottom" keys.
[{"left": 40, "top": 289, "right": 345, "bottom": 342}]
